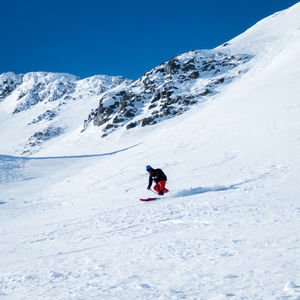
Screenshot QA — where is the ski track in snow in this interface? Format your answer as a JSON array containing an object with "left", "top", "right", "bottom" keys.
[{"left": 0, "top": 149, "right": 299, "bottom": 299}]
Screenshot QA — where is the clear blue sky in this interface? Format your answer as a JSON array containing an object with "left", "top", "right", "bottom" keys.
[{"left": 1, "top": 0, "right": 299, "bottom": 79}]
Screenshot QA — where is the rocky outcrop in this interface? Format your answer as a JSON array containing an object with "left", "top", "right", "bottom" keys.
[
  {"left": 0, "top": 49, "right": 252, "bottom": 153},
  {"left": 83, "top": 50, "right": 252, "bottom": 137},
  {"left": 22, "top": 126, "right": 64, "bottom": 154},
  {"left": 0, "top": 72, "right": 23, "bottom": 101}
]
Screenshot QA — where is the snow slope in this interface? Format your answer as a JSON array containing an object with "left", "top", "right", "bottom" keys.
[{"left": 1, "top": 2, "right": 300, "bottom": 299}]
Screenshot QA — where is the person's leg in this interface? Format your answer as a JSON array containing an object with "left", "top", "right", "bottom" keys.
[
  {"left": 154, "top": 183, "right": 165, "bottom": 195},
  {"left": 159, "top": 180, "right": 169, "bottom": 193},
  {"left": 153, "top": 183, "right": 161, "bottom": 194}
]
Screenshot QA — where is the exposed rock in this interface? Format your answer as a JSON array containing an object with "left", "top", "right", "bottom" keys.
[
  {"left": 113, "top": 116, "right": 126, "bottom": 124},
  {"left": 22, "top": 126, "right": 65, "bottom": 153},
  {"left": 82, "top": 50, "right": 252, "bottom": 137},
  {"left": 199, "top": 89, "right": 213, "bottom": 96},
  {"left": 141, "top": 116, "right": 157, "bottom": 126},
  {"left": 182, "top": 59, "right": 196, "bottom": 72},
  {"left": 126, "top": 122, "right": 137, "bottom": 129},
  {"left": 189, "top": 71, "right": 200, "bottom": 79},
  {"left": 166, "top": 58, "right": 181, "bottom": 74},
  {"left": 0, "top": 73, "right": 23, "bottom": 100},
  {"left": 149, "top": 104, "right": 157, "bottom": 109},
  {"left": 29, "top": 110, "right": 58, "bottom": 125}
]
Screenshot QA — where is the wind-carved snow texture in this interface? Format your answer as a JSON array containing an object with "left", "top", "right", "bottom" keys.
[
  {"left": 284, "top": 282, "right": 300, "bottom": 297},
  {"left": 0, "top": 155, "right": 26, "bottom": 184},
  {"left": 83, "top": 50, "right": 252, "bottom": 137}
]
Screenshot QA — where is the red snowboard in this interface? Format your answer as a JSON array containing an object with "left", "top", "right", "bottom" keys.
[{"left": 140, "top": 197, "right": 158, "bottom": 202}]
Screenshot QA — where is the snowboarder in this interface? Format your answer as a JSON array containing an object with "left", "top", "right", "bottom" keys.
[{"left": 146, "top": 165, "right": 169, "bottom": 195}]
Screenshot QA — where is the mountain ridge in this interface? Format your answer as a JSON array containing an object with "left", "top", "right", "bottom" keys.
[
  {"left": 0, "top": 51, "right": 252, "bottom": 154},
  {"left": 1, "top": 2, "right": 300, "bottom": 157}
]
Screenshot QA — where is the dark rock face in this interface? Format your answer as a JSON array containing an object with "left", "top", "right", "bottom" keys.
[
  {"left": 22, "top": 126, "right": 64, "bottom": 153},
  {"left": 166, "top": 58, "right": 181, "bottom": 74},
  {"left": 189, "top": 71, "right": 200, "bottom": 79},
  {"left": 0, "top": 73, "right": 23, "bottom": 101},
  {"left": 141, "top": 116, "right": 157, "bottom": 127},
  {"left": 182, "top": 59, "right": 196, "bottom": 72},
  {"left": 29, "top": 110, "right": 58, "bottom": 125},
  {"left": 83, "top": 50, "right": 252, "bottom": 137},
  {"left": 126, "top": 121, "right": 137, "bottom": 129}
]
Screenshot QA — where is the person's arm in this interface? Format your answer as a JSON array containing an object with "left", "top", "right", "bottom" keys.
[{"left": 147, "top": 175, "right": 153, "bottom": 189}]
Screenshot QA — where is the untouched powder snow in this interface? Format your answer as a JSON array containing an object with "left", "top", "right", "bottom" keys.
[{"left": 1, "top": 3, "right": 300, "bottom": 299}]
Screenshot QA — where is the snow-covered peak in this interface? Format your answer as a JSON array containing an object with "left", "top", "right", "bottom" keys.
[
  {"left": 219, "top": 2, "right": 300, "bottom": 56},
  {"left": 0, "top": 72, "right": 128, "bottom": 115},
  {"left": 0, "top": 71, "right": 129, "bottom": 154},
  {"left": 75, "top": 75, "right": 128, "bottom": 96},
  {"left": 13, "top": 72, "right": 79, "bottom": 113}
]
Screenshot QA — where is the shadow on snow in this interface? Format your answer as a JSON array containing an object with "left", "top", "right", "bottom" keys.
[{"left": 0, "top": 143, "right": 142, "bottom": 161}]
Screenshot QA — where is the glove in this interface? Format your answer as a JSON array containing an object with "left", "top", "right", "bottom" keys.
[{"left": 147, "top": 186, "right": 151, "bottom": 190}]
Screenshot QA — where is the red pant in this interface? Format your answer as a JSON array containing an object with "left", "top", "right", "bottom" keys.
[{"left": 154, "top": 180, "right": 168, "bottom": 194}]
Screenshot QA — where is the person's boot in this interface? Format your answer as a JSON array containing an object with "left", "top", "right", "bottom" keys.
[{"left": 158, "top": 191, "right": 164, "bottom": 195}]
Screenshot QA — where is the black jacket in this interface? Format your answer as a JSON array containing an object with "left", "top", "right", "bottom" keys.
[{"left": 148, "top": 168, "right": 167, "bottom": 188}]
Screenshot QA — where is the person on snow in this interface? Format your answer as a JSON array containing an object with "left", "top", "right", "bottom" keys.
[{"left": 146, "top": 165, "right": 169, "bottom": 195}]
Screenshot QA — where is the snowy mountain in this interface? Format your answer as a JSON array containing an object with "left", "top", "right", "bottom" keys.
[
  {"left": 0, "top": 72, "right": 129, "bottom": 154},
  {"left": 0, "top": 45, "right": 252, "bottom": 154},
  {"left": 1, "top": 2, "right": 300, "bottom": 299}
]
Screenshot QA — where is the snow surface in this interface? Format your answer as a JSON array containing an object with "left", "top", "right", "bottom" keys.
[{"left": 1, "top": 2, "right": 300, "bottom": 299}]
